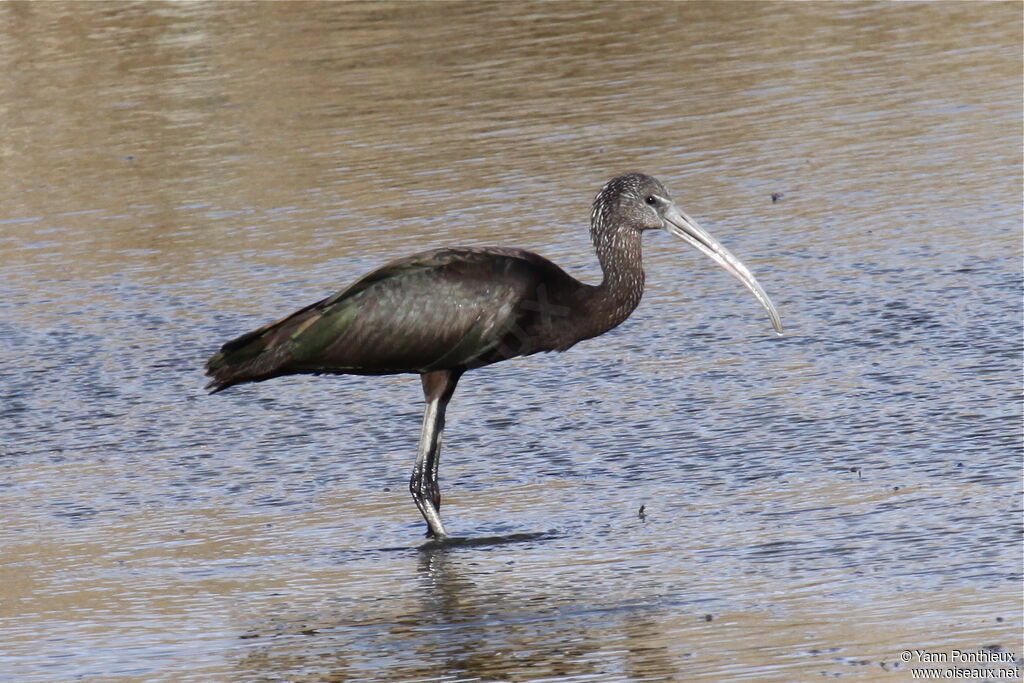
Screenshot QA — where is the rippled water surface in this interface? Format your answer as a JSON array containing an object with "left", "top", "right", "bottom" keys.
[{"left": 1, "top": 2, "right": 1021, "bottom": 682}]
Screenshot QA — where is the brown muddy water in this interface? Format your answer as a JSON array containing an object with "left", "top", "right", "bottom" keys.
[{"left": 1, "top": 2, "right": 1021, "bottom": 682}]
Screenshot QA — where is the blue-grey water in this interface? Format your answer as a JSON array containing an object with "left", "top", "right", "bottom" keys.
[{"left": 0, "top": 2, "right": 1021, "bottom": 682}]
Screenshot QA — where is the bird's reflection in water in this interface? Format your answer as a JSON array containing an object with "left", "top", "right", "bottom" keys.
[
  {"left": 235, "top": 539, "right": 682, "bottom": 682},
  {"left": 392, "top": 543, "right": 682, "bottom": 681}
]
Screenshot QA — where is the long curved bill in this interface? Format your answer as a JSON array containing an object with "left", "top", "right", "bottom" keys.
[{"left": 662, "top": 203, "right": 783, "bottom": 335}]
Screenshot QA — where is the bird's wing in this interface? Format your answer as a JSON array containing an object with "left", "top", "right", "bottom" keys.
[{"left": 205, "top": 247, "right": 565, "bottom": 389}]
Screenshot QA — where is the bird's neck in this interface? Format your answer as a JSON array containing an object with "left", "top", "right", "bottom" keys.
[{"left": 583, "top": 229, "right": 646, "bottom": 336}]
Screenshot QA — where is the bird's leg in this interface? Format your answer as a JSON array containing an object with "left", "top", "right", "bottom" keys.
[{"left": 410, "top": 369, "right": 462, "bottom": 539}]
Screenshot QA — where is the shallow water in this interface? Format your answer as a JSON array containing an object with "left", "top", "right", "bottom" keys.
[{"left": 1, "top": 2, "right": 1021, "bottom": 682}]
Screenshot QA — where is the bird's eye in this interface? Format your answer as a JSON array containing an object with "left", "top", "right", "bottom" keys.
[{"left": 645, "top": 196, "right": 657, "bottom": 206}]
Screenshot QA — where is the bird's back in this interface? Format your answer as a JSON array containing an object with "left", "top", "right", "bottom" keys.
[{"left": 204, "top": 246, "right": 588, "bottom": 391}]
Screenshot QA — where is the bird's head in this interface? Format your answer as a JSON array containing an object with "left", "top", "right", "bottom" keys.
[
  {"left": 591, "top": 173, "right": 673, "bottom": 232},
  {"left": 592, "top": 173, "right": 783, "bottom": 334}
]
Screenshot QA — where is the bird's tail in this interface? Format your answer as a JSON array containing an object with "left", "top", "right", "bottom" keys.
[
  {"left": 204, "top": 328, "right": 275, "bottom": 393},
  {"left": 204, "top": 300, "right": 326, "bottom": 393}
]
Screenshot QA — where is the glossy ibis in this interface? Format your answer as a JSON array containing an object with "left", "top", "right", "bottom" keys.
[{"left": 205, "top": 173, "right": 781, "bottom": 540}]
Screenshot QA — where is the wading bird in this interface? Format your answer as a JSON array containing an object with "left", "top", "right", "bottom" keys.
[{"left": 205, "top": 174, "right": 781, "bottom": 540}]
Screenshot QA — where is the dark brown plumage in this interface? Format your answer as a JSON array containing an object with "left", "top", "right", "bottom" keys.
[
  {"left": 205, "top": 173, "right": 781, "bottom": 540},
  {"left": 205, "top": 247, "right": 599, "bottom": 390}
]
